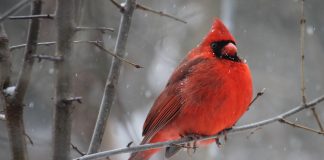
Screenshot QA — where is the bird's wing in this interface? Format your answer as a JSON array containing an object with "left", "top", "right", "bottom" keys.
[
  {"left": 142, "top": 57, "right": 206, "bottom": 143},
  {"left": 141, "top": 87, "right": 182, "bottom": 142}
]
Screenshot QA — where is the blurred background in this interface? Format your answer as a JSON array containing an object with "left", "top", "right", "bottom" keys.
[{"left": 0, "top": 0, "right": 324, "bottom": 159}]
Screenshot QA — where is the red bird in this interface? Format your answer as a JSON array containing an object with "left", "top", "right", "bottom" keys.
[{"left": 129, "top": 19, "right": 253, "bottom": 160}]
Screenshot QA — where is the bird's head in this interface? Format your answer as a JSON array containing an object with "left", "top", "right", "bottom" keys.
[{"left": 198, "top": 18, "right": 240, "bottom": 62}]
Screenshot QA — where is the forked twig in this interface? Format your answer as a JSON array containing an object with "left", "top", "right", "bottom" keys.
[
  {"left": 279, "top": 118, "right": 324, "bottom": 135},
  {"left": 299, "top": 0, "right": 324, "bottom": 131}
]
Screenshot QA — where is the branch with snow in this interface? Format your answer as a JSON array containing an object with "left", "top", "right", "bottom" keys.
[{"left": 3, "top": 1, "right": 42, "bottom": 159}]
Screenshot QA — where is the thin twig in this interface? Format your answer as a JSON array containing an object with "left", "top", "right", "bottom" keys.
[
  {"left": 109, "top": 0, "right": 187, "bottom": 24},
  {"left": 71, "top": 143, "right": 86, "bottom": 156},
  {"left": 136, "top": 4, "right": 187, "bottom": 24},
  {"left": 92, "top": 42, "right": 143, "bottom": 68},
  {"left": 75, "top": 95, "right": 324, "bottom": 160},
  {"left": 248, "top": 88, "right": 266, "bottom": 107},
  {"left": 4, "top": 1, "right": 43, "bottom": 159},
  {"left": 10, "top": 40, "right": 103, "bottom": 51},
  {"left": 24, "top": 132, "right": 34, "bottom": 145},
  {"left": 52, "top": 0, "right": 76, "bottom": 159},
  {"left": 0, "top": 0, "right": 33, "bottom": 23},
  {"left": 310, "top": 108, "right": 324, "bottom": 131},
  {"left": 87, "top": 0, "right": 137, "bottom": 155},
  {"left": 32, "top": 54, "right": 62, "bottom": 62},
  {"left": 9, "top": 14, "right": 55, "bottom": 20},
  {"left": 299, "top": 0, "right": 306, "bottom": 105},
  {"left": 110, "top": 0, "right": 125, "bottom": 12},
  {"left": 75, "top": 26, "right": 114, "bottom": 33},
  {"left": 279, "top": 118, "right": 324, "bottom": 135},
  {"left": 299, "top": 0, "right": 324, "bottom": 131}
]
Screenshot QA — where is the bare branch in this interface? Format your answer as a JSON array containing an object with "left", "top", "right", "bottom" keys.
[
  {"left": 10, "top": 40, "right": 102, "bottom": 51},
  {"left": 299, "top": 0, "right": 306, "bottom": 105},
  {"left": 299, "top": 0, "right": 324, "bottom": 131},
  {"left": 91, "top": 42, "right": 143, "bottom": 68},
  {"left": 9, "top": 14, "right": 55, "bottom": 20},
  {"left": 109, "top": 0, "right": 187, "bottom": 24},
  {"left": 0, "top": 0, "right": 33, "bottom": 23},
  {"left": 310, "top": 108, "right": 324, "bottom": 131},
  {"left": 24, "top": 132, "right": 34, "bottom": 145},
  {"left": 110, "top": 0, "right": 125, "bottom": 12},
  {"left": 74, "top": 95, "right": 324, "bottom": 160},
  {"left": 136, "top": 4, "right": 187, "bottom": 24},
  {"left": 87, "top": 0, "right": 137, "bottom": 155},
  {"left": 71, "top": 143, "right": 86, "bottom": 156},
  {"left": 0, "top": 24, "right": 10, "bottom": 124},
  {"left": 52, "top": 0, "right": 76, "bottom": 159},
  {"left": 0, "top": 23, "right": 11, "bottom": 94},
  {"left": 248, "top": 88, "right": 266, "bottom": 107},
  {"left": 279, "top": 118, "right": 324, "bottom": 135},
  {"left": 32, "top": 54, "right": 62, "bottom": 62},
  {"left": 4, "top": 1, "right": 43, "bottom": 159},
  {"left": 75, "top": 27, "right": 114, "bottom": 33}
]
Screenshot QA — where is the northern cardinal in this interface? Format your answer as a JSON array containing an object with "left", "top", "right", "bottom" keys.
[{"left": 129, "top": 19, "right": 253, "bottom": 160}]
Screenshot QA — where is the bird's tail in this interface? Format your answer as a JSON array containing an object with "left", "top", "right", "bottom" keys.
[{"left": 129, "top": 131, "right": 179, "bottom": 160}]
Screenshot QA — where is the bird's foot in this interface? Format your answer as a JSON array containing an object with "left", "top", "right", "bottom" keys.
[
  {"left": 215, "top": 138, "right": 221, "bottom": 148},
  {"left": 183, "top": 134, "right": 202, "bottom": 153},
  {"left": 220, "top": 127, "right": 232, "bottom": 142}
]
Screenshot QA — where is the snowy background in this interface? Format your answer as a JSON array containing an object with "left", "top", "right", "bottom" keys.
[{"left": 0, "top": 0, "right": 324, "bottom": 159}]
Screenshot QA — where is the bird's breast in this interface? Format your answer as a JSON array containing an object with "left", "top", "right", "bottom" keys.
[{"left": 173, "top": 59, "right": 253, "bottom": 135}]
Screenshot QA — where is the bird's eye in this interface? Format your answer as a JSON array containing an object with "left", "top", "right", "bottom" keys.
[
  {"left": 211, "top": 42, "right": 218, "bottom": 51},
  {"left": 210, "top": 41, "right": 221, "bottom": 57}
]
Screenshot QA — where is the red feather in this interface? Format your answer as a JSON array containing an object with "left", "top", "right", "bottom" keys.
[{"left": 129, "top": 18, "right": 253, "bottom": 160}]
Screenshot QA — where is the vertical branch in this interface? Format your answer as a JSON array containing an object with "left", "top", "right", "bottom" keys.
[
  {"left": 0, "top": 24, "right": 11, "bottom": 123},
  {"left": 299, "top": 0, "right": 324, "bottom": 131},
  {"left": 4, "top": 1, "right": 42, "bottom": 159},
  {"left": 0, "top": 24, "right": 11, "bottom": 91},
  {"left": 299, "top": 0, "right": 306, "bottom": 105},
  {"left": 52, "top": 0, "right": 75, "bottom": 159},
  {"left": 87, "top": 0, "right": 137, "bottom": 154}
]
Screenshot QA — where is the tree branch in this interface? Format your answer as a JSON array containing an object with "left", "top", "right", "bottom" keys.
[
  {"left": 74, "top": 95, "right": 324, "bottom": 160},
  {"left": 299, "top": 0, "right": 306, "bottom": 105},
  {"left": 87, "top": 0, "right": 137, "bottom": 155},
  {"left": 0, "top": 0, "right": 33, "bottom": 23},
  {"left": 91, "top": 42, "right": 143, "bottom": 68},
  {"left": 299, "top": 0, "right": 324, "bottom": 131},
  {"left": 9, "top": 40, "right": 102, "bottom": 51},
  {"left": 52, "top": 0, "right": 76, "bottom": 159},
  {"left": 109, "top": 0, "right": 187, "bottom": 24},
  {"left": 75, "top": 26, "right": 114, "bottom": 33},
  {"left": 71, "top": 143, "right": 86, "bottom": 156},
  {"left": 136, "top": 4, "right": 187, "bottom": 24},
  {"left": 248, "top": 88, "right": 266, "bottom": 107},
  {"left": 32, "top": 54, "right": 62, "bottom": 62},
  {"left": 0, "top": 24, "right": 10, "bottom": 124},
  {"left": 279, "top": 118, "right": 324, "bottom": 135},
  {"left": 4, "top": 1, "right": 42, "bottom": 159},
  {"left": 9, "top": 14, "right": 55, "bottom": 20}
]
